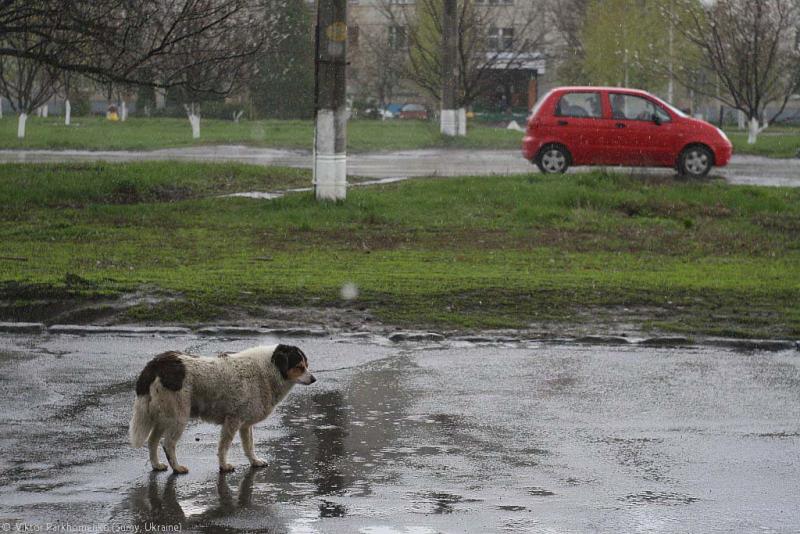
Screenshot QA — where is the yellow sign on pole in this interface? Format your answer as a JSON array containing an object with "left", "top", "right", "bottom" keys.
[{"left": 325, "top": 22, "right": 347, "bottom": 42}]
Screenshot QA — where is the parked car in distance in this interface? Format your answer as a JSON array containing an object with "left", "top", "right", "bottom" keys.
[
  {"left": 398, "top": 103, "right": 429, "bottom": 120},
  {"left": 363, "top": 107, "right": 395, "bottom": 119},
  {"left": 522, "top": 87, "right": 733, "bottom": 177}
]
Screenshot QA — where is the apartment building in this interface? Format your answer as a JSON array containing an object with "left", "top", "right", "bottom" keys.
[{"left": 309, "top": 0, "right": 554, "bottom": 111}]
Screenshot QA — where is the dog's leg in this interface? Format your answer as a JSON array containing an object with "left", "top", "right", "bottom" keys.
[
  {"left": 239, "top": 425, "right": 267, "bottom": 468},
  {"left": 148, "top": 424, "right": 168, "bottom": 471},
  {"left": 218, "top": 418, "right": 239, "bottom": 473},
  {"left": 162, "top": 424, "right": 189, "bottom": 475}
]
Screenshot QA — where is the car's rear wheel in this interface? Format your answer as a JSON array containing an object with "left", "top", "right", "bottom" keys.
[
  {"left": 536, "top": 145, "right": 570, "bottom": 174},
  {"left": 677, "top": 145, "right": 713, "bottom": 177}
]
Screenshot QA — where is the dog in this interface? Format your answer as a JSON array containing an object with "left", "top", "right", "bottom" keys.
[{"left": 129, "top": 344, "right": 316, "bottom": 474}]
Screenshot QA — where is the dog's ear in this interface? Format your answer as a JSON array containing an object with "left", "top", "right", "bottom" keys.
[{"left": 272, "top": 345, "right": 291, "bottom": 379}]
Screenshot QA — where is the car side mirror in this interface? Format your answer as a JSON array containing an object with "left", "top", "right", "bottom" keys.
[{"left": 652, "top": 114, "right": 661, "bottom": 126}]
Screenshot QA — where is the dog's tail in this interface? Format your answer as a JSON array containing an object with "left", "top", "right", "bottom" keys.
[
  {"left": 129, "top": 394, "right": 153, "bottom": 448},
  {"left": 130, "top": 351, "right": 186, "bottom": 448}
]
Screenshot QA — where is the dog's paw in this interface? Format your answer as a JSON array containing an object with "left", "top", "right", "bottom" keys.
[
  {"left": 250, "top": 458, "right": 268, "bottom": 468},
  {"left": 172, "top": 465, "right": 189, "bottom": 475},
  {"left": 219, "top": 463, "right": 236, "bottom": 473},
  {"left": 152, "top": 463, "right": 168, "bottom": 472}
]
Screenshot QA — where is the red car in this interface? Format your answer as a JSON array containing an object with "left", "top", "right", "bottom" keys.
[
  {"left": 398, "top": 103, "right": 429, "bottom": 120},
  {"left": 522, "top": 87, "right": 732, "bottom": 177}
]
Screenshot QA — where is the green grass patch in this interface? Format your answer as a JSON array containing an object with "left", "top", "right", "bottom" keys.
[
  {"left": 0, "top": 162, "right": 315, "bottom": 209},
  {"left": 0, "top": 116, "right": 522, "bottom": 152},
  {"left": 1, "top": 162, "right": 798, "bottom": 337},
  {"left": 4, "top": 116, "right": 800, "bottom": 159},
  {"left": 725, "top": 128, "right": 800, "bottom": 158}
]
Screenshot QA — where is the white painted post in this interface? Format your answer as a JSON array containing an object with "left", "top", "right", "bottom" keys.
[
  {"left": 457, "top": 107, "right": 467, "bottom": 136},
  {"left": 64, "top": 99, "right": 71, "bottom": 126},
  {"left": 190, "top": 114, "right": 200, "bottom": 139},
  {"left": 17, "top": 113, "right": 27, "bottom": 138},
  {"left": 121, "top": 100, "right": 128, "bottom": 121},
  {"left": 155, "top": 87, "right": 166, "bottom": 110},
  {"left": 313, "top": 0, "right": 348, "bottom": 201},
  {"left": 440, "top": 0, "right": 458, "bottom": 137},
  {"left": 183, "top": 103, "right": 201, "bottom": 139},
  {"left": 747, "top": 116, "right": 764, "bottom": 144}
]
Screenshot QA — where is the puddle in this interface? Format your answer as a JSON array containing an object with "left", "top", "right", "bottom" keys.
[
  {"left": 3, "top": 333, "right": 800, "bottom": 532},
  {"left": 622, "top": 491, "right": 700, "bottom": 506},
  {"left": 360, "top": 527, "right": 439, "bottom": 534},
  {"left": 525, "top": 487, "right": 556, "bottom": 497},
  {"left": 497, "top": 505, "right": 528, "bottom": 511},
  {"left": 409, "top": 491, "right": 483, "bottom": 515}
]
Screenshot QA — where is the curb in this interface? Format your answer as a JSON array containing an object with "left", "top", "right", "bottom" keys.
[{"left": 0, "top": 322, "right": 797, "bottom": 351}]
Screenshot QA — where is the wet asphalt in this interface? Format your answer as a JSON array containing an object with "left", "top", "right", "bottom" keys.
[
  {"left": 0, "top": 332, "right": 799, "bottom": 533},
  {"left": 0, "top": 147, "right": 798, "bottom": 188}
]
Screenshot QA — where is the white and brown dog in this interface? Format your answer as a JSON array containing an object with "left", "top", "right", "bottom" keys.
[{"left": 129, "top": 344, "right": 315, "bottom": 474}]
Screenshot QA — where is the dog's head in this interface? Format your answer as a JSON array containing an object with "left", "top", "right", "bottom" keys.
[{"left": 272, "top": 344, "right": 316, "bottom": 385}]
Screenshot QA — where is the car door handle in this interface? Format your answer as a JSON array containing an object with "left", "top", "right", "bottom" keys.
[
  {"left": 615, "top": 123, "right": 626, "bottom": 129},
  {"left": 557, "top": 120, "right": 569, "bottom": 126}
]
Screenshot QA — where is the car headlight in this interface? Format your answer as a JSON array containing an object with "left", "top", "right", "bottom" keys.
[{"left": 715, "top": 127, "right": 730, "bottom": 143}]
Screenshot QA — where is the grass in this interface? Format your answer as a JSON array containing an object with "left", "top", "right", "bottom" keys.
[
  {"left": 0, "top": 116, "right": 524, "bottom": 152},
  {"left": 1, "top": 162, "right": 799, "bottom": 338},
  {"left": 724, "top": 128, "right": 800, "bottom": 158},
  {"left": 2, "top": 115, "right": 799, "bottom": 158}
]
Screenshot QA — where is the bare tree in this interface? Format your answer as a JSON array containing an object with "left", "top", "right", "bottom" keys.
[
  {"left": 62, "top": 71, "right": 74, "bottom": 126},
  {"left": 377, "top": 0, "right": 549, "bottom": 110},
  {"left": 547, "top": 0, "right": 589, "bottom": 84},
  {"left": 163, "top": 0, "right": 275, "bottom": 138},
  {"left": 0, "top": 0, "right": 273, "bottom": 138},
  {"left": 0, "top": 0, "right": 269, "bottom": 92},
  {"left": 359, "top": 26, "right": 406, "bottom": 117},
  {"left": 0, "top": 31, "right": 62, "bottom": 138},
  {"left": 672, "top": 0, "right": 800, "bottom": 143}
]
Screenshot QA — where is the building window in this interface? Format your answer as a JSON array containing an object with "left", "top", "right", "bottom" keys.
[
  {"left": 389, "top": 25, "right": 407, "bottom": 49},
  {"left": 488, "top": 27, "right": 514, "bottom": 51}
]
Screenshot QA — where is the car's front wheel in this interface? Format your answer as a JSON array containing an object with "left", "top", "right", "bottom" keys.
[
  {"left": 677, "top": 145, "right": 713, "bottom": 177},
  {"left": 536, "top": 145, "right": 571, "bottom": 174}
]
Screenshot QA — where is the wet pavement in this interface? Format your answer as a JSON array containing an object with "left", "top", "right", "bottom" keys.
[
  {"left": 0, "top": 146, "right": 799, "bottom": 187},
  {"left": 1, "top": 331, "right": 799, "bottom": 532}
]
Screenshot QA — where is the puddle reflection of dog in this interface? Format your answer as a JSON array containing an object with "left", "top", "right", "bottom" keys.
[
  {"left": 128, "top": 468, "right": 284, "bottom": 529},
  {"left": 129, "top": 345, "right": 316, "bottom": 474}
]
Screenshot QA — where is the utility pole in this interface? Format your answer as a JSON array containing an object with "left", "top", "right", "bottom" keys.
[
  {"left": 314, "top": 0, "right": 348, "bottom": 201},
  {"left": 667, "top": 0, "right": 674, "bottom": 103},
  {"left": 440, "top": 0, "right": 458, "bottom": 136}
]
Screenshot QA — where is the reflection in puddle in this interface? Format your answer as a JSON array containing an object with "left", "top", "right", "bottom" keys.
[
  {"left": 526, "top": 487, "right": 556, "bottom": 497},
  {"left": 319, "top": 499, "right": 347, "bottom": 518},
  {"left": 409, "top": 491, "right": 483, "bottom": 515},
  {"left": 123, "top": 469, "right": 287, "bottom": 531},
  {"left": 360, "top": 528, "right": 439, "bottom": 534},
  {"left": 621, "top": 491, "right": 700, "bottom": 506}
]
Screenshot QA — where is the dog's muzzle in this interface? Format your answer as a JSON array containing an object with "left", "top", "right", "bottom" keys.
[{"left": 297, "top": 371, "right": 316, "bottom": 385}]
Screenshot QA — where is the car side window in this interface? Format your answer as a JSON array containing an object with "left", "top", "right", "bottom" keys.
[
  {"left": 555, "top": 92, "right": 602, "bottom": 119},
  {"left": 610, "top": 93, "right": 671, "bottom": 122}
]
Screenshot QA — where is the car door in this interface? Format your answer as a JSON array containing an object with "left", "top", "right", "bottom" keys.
[
  {"left": 606, "top": 93, "right": 679, "bottom": 166},
  {"left": 548, "top": 91, "right": 609, "bottom": 165}
]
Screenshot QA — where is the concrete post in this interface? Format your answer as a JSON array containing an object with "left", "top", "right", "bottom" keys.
[
  {"left": 440, "top": 0, "right": 458, "bottom": 137},
  {"left": 314, "top": 0, "right": 348, "bottom": 201}
]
